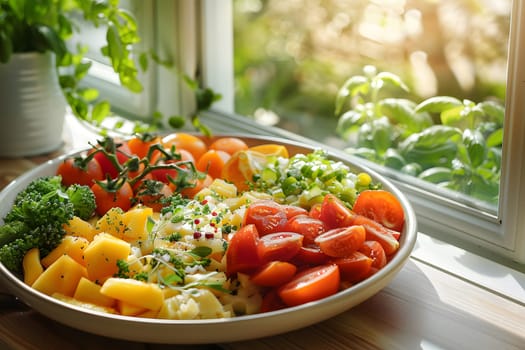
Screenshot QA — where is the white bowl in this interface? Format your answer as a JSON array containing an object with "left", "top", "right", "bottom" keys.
[{"left": 0, "top": 135, "right": 417, "bottom": 344}]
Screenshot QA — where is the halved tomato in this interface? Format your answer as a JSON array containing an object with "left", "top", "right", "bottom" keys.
[
  {"left": 352, "top": 190, "right": 405, "bottom": 232},
  {"left": 278, "top": 264, "right": 340, "bottom": 307},
  {"left": 285, "top": 214, "right": 326, "bottom": 246},
  {"left": 332, "top": 251, "right": 373, "bottom": 283},
  {"left": 244, "top": 200, "right": 288, "bottom": 235},
  {"left": 314, "top": 226, "right": 366, "bottom": 258},
  {"left": 257, "top": 232, "right": 304, "bottom": 263},
  {"left": 350, "top": 215, "right": 399, "bottom": 255},
  {"left": 359, "top": 240, "right": 387, "bottom": 269},
  {"left": 226, "top": 224, "right": 261, "bottom": 275},
  {"left": 293, "top": 245, "right": 330, "bottom": 266},
  {"left": 250, "top": 261, "right": 297, "bottom": 287},
  {"left": 318, "top": 194, "right": 355, "bottom": 229}
]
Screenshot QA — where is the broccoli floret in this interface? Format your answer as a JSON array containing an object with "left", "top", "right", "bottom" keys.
[
  {"left": 0, "top": 175, "right": 80, "bottom": 275},
  {"left": 66, "top": 184, "right": 96, "bottom": 220}
]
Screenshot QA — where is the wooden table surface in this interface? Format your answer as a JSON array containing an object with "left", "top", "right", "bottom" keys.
[{"left": 0, "top": 118, "right": 524, "bottom": 350}]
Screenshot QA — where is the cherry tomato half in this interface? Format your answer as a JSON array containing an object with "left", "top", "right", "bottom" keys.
[
  {"left": 285, "top": 214, "right": 326, "bottom": 246},
  {"left": 226, "top": 224, "right": 261, "bottom": 275},
  {"left": 278, "top": 264, "right": 340, "bottom": 307},
  {"left": 257, "top": 232, "right": 304, "bottom": 263},
  {"left": 359, "top": 240, "right": 387, "bottom": 269},
  {"left": 332, "top": 251, "right": 373, "bottom": 283},
  {"left": 244, "top": 200, "right": 288, "bottom": 235},
  {"left": 352, "top": 190, "right": 405, "bottom": 232},
  {"left": 314, "top": 226, "right": 366, "bottom": 258},
  {"left": 318, "top": 194, "right": 355, "bottom": 229},
  {"left": 250, "top": 261, "right": 297, "bottom": 287}
]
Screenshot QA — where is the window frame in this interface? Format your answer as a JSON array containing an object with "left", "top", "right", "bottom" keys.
[{"left": 195, "top": 0, "right": 525, "bottom": 265}]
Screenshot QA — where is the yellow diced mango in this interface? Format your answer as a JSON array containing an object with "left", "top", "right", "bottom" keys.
[
  {"left": 100, "top": 277, "right": 164, "bottom": 311},
  {"left": 83, "top": 233, "right": 131, "bottom": 283},
  {"left": 41, "top": 235, "right": 90, "bottom": 268},
  {"left": 73, "top": 277, "right": 116, "bottom": 308},
  {"left": 121, "top": 206, "right": 154, "bottom": 242},
  {"left": 22, "top": 248, "right": 43, "bottom": 286},
  {"left": 95, "top": 207, "right": 126, "bottom": 237},
  {"left": 63, "top": 216, "right": 98, "bottom": 241},
  {"left": 52, "top": 293, "right": 116, "bottom": 314},
  {"left": 116, "top": 300, "right": 148, "bottom": 316},
  {"left": 32, "top": 255, "right": 87, "bottom": 297}
]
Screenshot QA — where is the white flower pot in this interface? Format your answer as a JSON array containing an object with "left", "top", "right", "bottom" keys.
[{"left": 0, "top": 52, "right": 66, "bottom": 157}]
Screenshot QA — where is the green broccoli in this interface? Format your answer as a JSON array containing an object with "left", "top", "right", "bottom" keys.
[
  {"left": 66, "top": 184, "right": 97, "bottom": 220},
  {"left": 0, "top": 175, "right": 96, "bottom": 275}
]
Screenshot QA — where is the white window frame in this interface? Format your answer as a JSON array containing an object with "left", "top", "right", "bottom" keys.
[{"left": 195, "top": 0, "right": 525, "bottom": 266}]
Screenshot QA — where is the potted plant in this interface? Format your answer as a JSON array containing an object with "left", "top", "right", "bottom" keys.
[{"left": 0, "top": 0, "right": 147, "bottom": 157}]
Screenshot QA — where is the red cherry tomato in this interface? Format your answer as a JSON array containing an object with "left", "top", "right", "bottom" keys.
[
  {"left": 150, "top": 149, "right": 195, "bottom": 184},
  {"left": 332, "top": 251, "right": 373, "bottom": 283},
  {"left": 350, "top": 215, "right": 400, "bottom": 255},
  {"left": 226, "top": 224, "right": 261, "bottom": 275},
  {"left": 352, "top": 190, "right": 405, "bottom": 232},
  {"left": 91, "top": 180, "right": 133, "bottom": 216},
  {"left": 89, "top": 142, "right": 131, "bottom": 179},
  {"left": 260, "top": 288, "right": 287, "bottom": 313},
  {"left": 308, "top": 203, "right": 322, "bottom": 220},
  {"left": 244, "top": 200, "right": 288, "bottom": 235},
  {"left": 314, "top": 226, "right": 366, "bottom": 258},
  {"left": 359, "top": 240, "right": 387, "bottom": 269},
  {"left": 56, "top": 157, "right": 104, "bottom": 187},
  {"left": 293, "top": 245, "right": 330, "bottom": 266},
  {"left": 285, "top": 214, "right": 326, "bottom": 246},
  {"left": 250, "top": 261, "right": 297, "bottom": 287},
  {"left": 257, "top": 232, "right": 304, "bottom": 263},
  {"left": 282, "top": 205, "right": 309, "bottom": 219},
  {"left": 278, "top": 264, "right": 340, "bottom": 307},
  {"left": 318, "top": 194, "right": 355, "bottom": 229}
]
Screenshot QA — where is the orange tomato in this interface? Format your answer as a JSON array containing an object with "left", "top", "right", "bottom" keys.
[
  {"left": 278, "top": 264, "right": 340, "bottom": 307},
  {"left": 161, "top": 133, "right": 208, "bottom": 160},
  {"left": 196, "top": 149, "right": 231, "bottom": 179},
  {"left": 359, "top": 240, "right": 387, "bottom": 269},
  {"left": 127, "top": 136, "right": 161, "bottom": 159},
  {"left": 209, "top": 137, "right": 249, "bottom": 155},
  {"left": 250, "top": 261, "right": 297, "bottom": 287}
]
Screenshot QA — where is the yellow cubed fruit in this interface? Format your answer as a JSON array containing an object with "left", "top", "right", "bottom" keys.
[
  {"left": 116, "top": 300, "right": 148, "bottom": 316},
  {"left": 52, "top": 293, "right": 116, "bottom": 314},
  {"left": 83, "top": 233, "right": 131, "bottom": 283},
  {"left": 73, "top": 277, "right": 116, "bottom": 308},
  {"left": 95, "top": 207, "right": 126, "bottom": 237},
  {"left": 32, "top": 255, "right": 87, "bottom": 297},
  {"left": 41, "top": 235, "right": 90, "bottom": 268},
  {"left": 100, "top": 277, "right": 164, "bottom": 311},
  {"left": 63, "top": 216, "right": 97, "bottom": 241},
  {"left": 22, "top": 248, "right": 43, "bottom": 286},
  {"left": 121, "top": 206, "right": 154, "bottom": 242}
]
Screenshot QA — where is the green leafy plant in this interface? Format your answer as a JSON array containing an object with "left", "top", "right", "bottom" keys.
[
  {"left": 0, "top": 0, "right": 219, "bottom": 134},
  {"left": 335, "top": 65, "right": 504, "bottom": 205}
]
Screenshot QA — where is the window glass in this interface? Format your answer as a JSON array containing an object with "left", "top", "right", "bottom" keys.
[{"left": 233, "top": 0, "right": 510, "bottom": 212}]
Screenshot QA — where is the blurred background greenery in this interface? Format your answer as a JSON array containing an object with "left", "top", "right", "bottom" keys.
[{"left": 233, "top": 0, "right": 510, "bottom": 146}]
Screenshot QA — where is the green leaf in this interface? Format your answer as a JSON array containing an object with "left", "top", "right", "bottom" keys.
[
  {"left": 463, "top": 129, "right": 486, "bottom": 168},
  {"left": 192, "top": 116, "right": 212, "bottom": 137},
  {"left": 375, "top": 71, "right": 409, "bottom": 91},
  {"left": 0, "top": 30, "right": 13, "bottom": 63},
  {"left": 415, "top": 96, "right": 462, "bottom": 114},
  {"left": 92, "top": 101, "right": 111, "bottom": 122},
  {"left": 138, "top": 52, "right": 148, "bottom": 71},
  {"left": 190, "top": 246, "right": 212, "bottom": 258},
  {"left": 486, "top": 128, "right": 503, "bottom": 148},
  {"left": 78, "top": 88, "right": 99, "bottom": 102},
  {"left": 440, "top": 105, "right": 464, "bottom": 126},
  {"left": 335, "top": 75, "right": 368, "bottom": 115},
  {"left": 168, "top": 116, "right": 185, "bottom": 129},
  {"left": 479, "top": 100, "right": 505, "bottom": 125},
  {"left": 106, "top": 24, "right": 123, "bottom": 71},
  {"left": 34, "top": 24, "right": 67, "bottom": 60}
]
